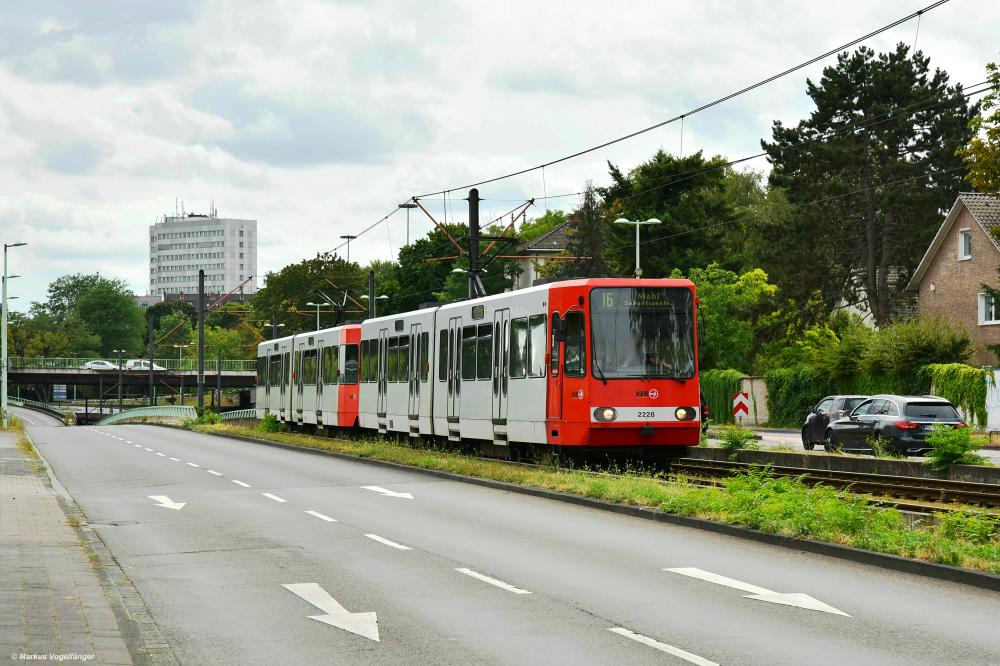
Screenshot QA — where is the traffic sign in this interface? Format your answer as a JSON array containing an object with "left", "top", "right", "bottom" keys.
[
  {"left": 732, "top": 392, "right": 749, "bottom": 416},
  {"left": 53, "top": 384, "right": 67, "bottom": 401}
]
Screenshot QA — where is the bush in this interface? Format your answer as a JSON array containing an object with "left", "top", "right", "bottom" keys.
[
  {"left": 763, "top": 364, "right": 833, "bottom": 427},
  {"left": 718, "top": 424, "right": 758, "bottom": 457},
  {"left": 860, "top": 318, "right": 971, "bottom": 395},
  {"left": 924, "top": 363, "right": 993, "bottom": 430},
  {"left": 700, "top": 369, "right": 745, "bottom": 425},
  {"left": 257, "top": 413, "right": 286, "bottom": 433},
  {"left": 924, "top": 425, "right": 989, "bottom": 471}
]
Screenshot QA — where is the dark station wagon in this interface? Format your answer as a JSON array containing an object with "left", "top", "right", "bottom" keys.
[
  {"left": 801, "top": 395, "right": 868, "bottom": 451},
  {"left": 824, "top": 395, "right": 966, "bottom": 455}
]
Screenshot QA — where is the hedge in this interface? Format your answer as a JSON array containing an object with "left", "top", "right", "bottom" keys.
[
  {"left": 764, "top": 364, "right": 833, "bottom": 428},
  {"left": 700, "top": 369, "right": 746, "bottom": 425}
]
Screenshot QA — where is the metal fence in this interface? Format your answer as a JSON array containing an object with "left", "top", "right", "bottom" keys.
[
  {"left": 9, "top": 357, "right": 256, "bottom": 372},
  {"left": 96, "top": 405, "right": 198, "bottom": 426},
  {"left": 220, "top": 409, "right": 257, "bottom": 421},
  {"left": 8, "top": 397, "right": 66, "bottom": 420}
]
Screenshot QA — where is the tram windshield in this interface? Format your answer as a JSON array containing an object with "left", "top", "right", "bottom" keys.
[{"left": 590, "top": 287, "right": 696, "bottom": 380}]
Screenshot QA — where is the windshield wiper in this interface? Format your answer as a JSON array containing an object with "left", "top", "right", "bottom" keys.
[{"left": 592, "top": 357, "right": 608, "bottom": 385}]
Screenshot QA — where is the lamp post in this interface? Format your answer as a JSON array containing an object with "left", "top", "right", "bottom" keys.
[
  {"left": 340, "top": 235, "right": 357, "bottom": 264},
  {"left": 359, "top": 294, "right": 388, "bottom": 318},
  {"left": 173, "top": 344, "right": 189, "bottom": 369},
  {"left": 614, "top": 218, "right": 661, "bottom": 278},
  {"left": 398, "top": 202, "right": 418, "bottom": 246},
  {"left": 113, "top": 348, "right": 125, "bottom": 410},
  {"left": 306, "top": 302, "right": 332, "bottom": 331},
  {"left": 268, "top": 318, "right": 286, "bottom": 340},
  {"left": 2, "top": 242, "right": 27, "bottom": 429}
]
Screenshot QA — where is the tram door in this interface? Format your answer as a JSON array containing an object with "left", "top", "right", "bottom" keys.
[
  {"left": 447, "top": 317, "right": 462, "bottom": 420},
  {"left": 492, "top": 309, "right": 510, "bottom": 423},
  {"left": 408, "top": 323, "right": 422, "bottom": 419},
  {"left": 280, "top": 351, "right": 289, "bottom": 415},
  {"left": 377, "top": 328, "right": 388, "bottom": 416},
  {"left": 294, "top": 344, "right": 304, "bottom": 418},
  {"left": 547, "top": 313, "right": 563, "bottom": 421}
]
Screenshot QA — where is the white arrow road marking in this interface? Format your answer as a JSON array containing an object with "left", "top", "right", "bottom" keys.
[
  {"left": 365, "top": 534, "right": 411, "bottom": 550},
  {"left": 282, "top": 583, "right": 379, "bottom": 642},
  {"left": 207, "top": 470, "right": 223, "bottom": 476},
  {"left": 231, "top": 480, "right": 251, "bottom": 488},
  {"left": 665, "top": 567, "right": 850, "bottom": 616},
  {"left": 305, "top": 510, "right": 336, "bottom": 522},
  {"left": 456, "top": 568, "right": 531, "bottom": 594},
  {"left": 608, "top": 628, "right": 717, "bottom": 666},
  {"left": 262, "top": 493, "right": 287, "bottom": 503},
  {"left": 147, "top": 495, "right": 186, "bottom": 511},
  {"left": 186, "top": 462, "right": 200, "bottom": 468},
  {"left": 361, "top": 485, "right": 413, "bottom": 499}
]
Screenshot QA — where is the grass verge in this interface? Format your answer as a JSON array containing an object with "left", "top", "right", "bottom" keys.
[{"left": 192, "top": 423, "right": 1000, "bottom": 575}]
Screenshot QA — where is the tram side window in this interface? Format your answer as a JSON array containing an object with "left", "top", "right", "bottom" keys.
[
  {"left": 321, "top": 347, "right": 335, "bottom": 384},
  {"left": 477, "top": 323, "right": 492, "bottom": 380},
  {"left": 509, "top": 317, "right": 528, "bottom": 379},
  {"left": 257, "top": 356, "right": 266, "bottom": 385},
  {"left": 387, "top": 337, "right": 398, "bottom": 382},
  {"left": 344, "top": 344, "right": 359, "bottom": 384},
  {"left": 564, "top": 311, "right": 586, "bottom": 377},
  {"left": 528, "top": 314, "right": 546, "bottom": 378},
  {"left": 303, "top": 350, "right": 317, "bottom": 385},
  {"left": 282, "top": 352, "right": 290, "bottom": 387},
  {"left": 365, "top": 339, "right": 376, "bottom": 383},
  {"left": 461, "top": 326, "right": 477, "bottom": 381},
  {"left": 398, "top": 337, "right": 410, "bottom": 383},
  {"left": 438, "top": 330, "right": 447, "bottom": 381},
  {"left": 420, "top": 332, "right": 429, "bottom": 382},
  {"left": 269, "top": 355, "right": 281, "bottom": 387}
]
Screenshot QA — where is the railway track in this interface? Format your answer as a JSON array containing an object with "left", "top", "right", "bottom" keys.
[{"left": 671, "top": 458, "right": 1000, "bottom": 512}]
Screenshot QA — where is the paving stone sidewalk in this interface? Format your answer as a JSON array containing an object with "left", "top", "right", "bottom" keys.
[{"left": 0, "top": 428, "right": 175, "bottom": 665}]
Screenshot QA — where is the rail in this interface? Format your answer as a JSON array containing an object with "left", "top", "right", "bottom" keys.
[
  {"left": 96, "top": 406, "right": 197, "bottom": 425},
  {"left": 220, "top": 409, "right": 257, "bottom": 421},
  {"left": 671, "top": 458, "right": 1000, "bottom": 510},
  {"left": 8, "top": 357, "right": 256, "bottom": 372},
  {"left": 8, "top": 397, "right": 66, "bottom": 420}
]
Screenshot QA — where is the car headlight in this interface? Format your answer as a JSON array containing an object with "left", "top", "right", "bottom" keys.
[
  {"left": 675, "top": 407, "right": 696, "bottom": 421},
  {"left": 594, "top": 407, "right": 618, "bottom": 422}
]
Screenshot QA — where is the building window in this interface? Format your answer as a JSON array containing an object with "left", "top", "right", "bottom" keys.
[
  {"left": 979, "top": 293, "right": 1000, "bottom": 325},
  {"left": 959, "top": 229, "right": 972, "bottom": 260}
]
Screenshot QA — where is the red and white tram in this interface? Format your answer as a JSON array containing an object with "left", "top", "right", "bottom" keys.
[{"left": 257, "top": 278, "right": 700, "bottom": 456}]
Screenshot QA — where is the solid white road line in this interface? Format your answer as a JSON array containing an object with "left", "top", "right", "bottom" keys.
[
  {"left": 365, "top": 534, "right": 411, "bottom": 550},
  {"left": 305, "top": 510, "right": 337, "bottom": 522},
  {"left": 169, "top": 457, "right": 181, "bottom": 462},
  {"left": 207, "top": 470, "right": 223, "bottom": 476},
  {"left": 231, "top": 480, "right": 251, "bottom": 488},
  {"left": 18, "top": 414, "right": 37, "bottom": 425},
  {"left": 455, "top": 568, "right": 530, "bottom": 594},
  {"left": 186, "top": 462, "right": 200, "bottom": 468},
  {"left": 155, "top": 452, "right": 166, "bottom": 457},
  {"left": 607, "top": 628, "right": 718, "bottom": 666},
  {"left": 262, "top": 493, "right": 287, "bottom": 503}
]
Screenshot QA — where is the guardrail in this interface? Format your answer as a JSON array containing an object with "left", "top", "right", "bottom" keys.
[
  {"left": 96, "top": 406, "right": 197, "bottom": 425},
  {"left": 9, "top": 357, "right": 256, "bottom": 372},
  {"left": 220, "top": 409, "right": 257, "bottom": 421},
  {"left": 8, "top": 398, "right": 66, "bottom": 420}
]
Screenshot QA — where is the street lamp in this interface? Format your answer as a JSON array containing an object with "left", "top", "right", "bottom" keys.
[
  {"left": 399, "top": 202, "right": 418, "bottom": 246},
  {"left": 614, "top": 218, "right": 661, "bottom": 278},
  {"left": 340, "top": 235, "right": 358, "bottom": 264},
  {"left": 267, "top": 319, "right": 286, "bottom": 340},
  {"left": 306, "top": 302, "right": 333, "bottom": 330},
  {"left": 172, "top": 344, "right": 190, "bottom": 369},
  {"left": 360, "top": 294, "right": 388, "bottom": 318},
  {"left": 2, "top": 241, "right": 27, "bottom": 429},
  {"left": 112, "top": 349, "right": 125, "bottom": 410}
]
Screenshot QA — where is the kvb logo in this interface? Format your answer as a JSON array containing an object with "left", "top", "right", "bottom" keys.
[{"left": 635, "top": 389, "right": 659, "bottom": 399}]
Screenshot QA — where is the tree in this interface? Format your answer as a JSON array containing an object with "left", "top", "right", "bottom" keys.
[
  {"left": 394, "top": 224, "right": 468, "bottom": 310},
  {"left": 156, "top": 311, "right": 193, "bottom": 348},
  {"left": 518, "top": 210, "right": 566, "bottom": 243},
  {"left": 763, "top": 44, "right": 975, "bottom": 326},
  {"left": 147, "top": 300, "right": 197, "bottom": 332},
  {"left": 957, "top": 57, "right": 1000, "bottom": 192},
  {"left": 73, "top": 281, "right": 144, "bottom": 355},
  {"left": 34, "top": 273, "right": 130, "bottom": 323},
  {"left": 539, "top": 183, "right": 613, "bottom": 279}
]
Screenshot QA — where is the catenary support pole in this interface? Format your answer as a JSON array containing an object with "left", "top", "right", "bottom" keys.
[
  {"left": 147, "top": 313, "right": 155, "bottom": 405},
  {"left": 368, "top": 270, "right": 375, "bottom": 320},
  {"left": 468, "top": 188, "right": 481, "bottom": 299},
  {"left": 216, "top": 349, "right": 222, "bottom": 413},
  {"left": 197, "top": 270, "right": 205, "bottom": 411}
]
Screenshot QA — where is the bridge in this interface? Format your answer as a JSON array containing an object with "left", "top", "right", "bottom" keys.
[{"left": 6, "top": 357, "right": 257, "bottom": 390}]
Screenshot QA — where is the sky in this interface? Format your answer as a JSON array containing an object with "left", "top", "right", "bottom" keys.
[{"left": 0, "top": 0, "right": 997, "bottom": 311}]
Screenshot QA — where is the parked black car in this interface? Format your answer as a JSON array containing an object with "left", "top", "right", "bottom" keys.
[
  {"left": 824, "top": 395, "right": 966, "bottom": 455},
  {"left": 801, "top": 395, "right": 868, "bottom": 450}
]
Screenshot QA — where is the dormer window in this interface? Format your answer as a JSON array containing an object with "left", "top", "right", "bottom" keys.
[{"left": 958, "top": 228, "right": 972, "bottom": 260}]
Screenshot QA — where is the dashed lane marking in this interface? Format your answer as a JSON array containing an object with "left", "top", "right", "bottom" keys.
[
  {"left": 207, "top": 470, "right": 223, "bottom": 476},
  {"left": 133, "top": 444, "right": 142, "bottom": 448},
  {"left": 305, "top": 510, "right": 337, "bottom": 522},
  {"left": 155, "top": 453, "right": 166, "bottom": 457},
  {"left": 231, "top": 480, "right": 251, "bottom": 488},
  {"left": 365, "top": 534, "right": 411, "bottom": 550},
  {"left": 607, "top": 628, "right": 718, "bottom": 666},
  {"left": 144, "top": 447, "right": 154, "bottom": 452},
  {"left": 169, "top": 457, "right": 181, "bottom": 462},
  {"left": 455, "top": 568, "right": 530, "bottom": 594},
  {"left": 186, "top": 462, "right": 200, "bottom": 468},
  {"left": 262, "top": 493, "right": 287, "bottom": 503}
]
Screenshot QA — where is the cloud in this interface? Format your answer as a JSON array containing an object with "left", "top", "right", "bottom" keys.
[{"left": 41, "top": 138, "right": 112, "bottom": 174}]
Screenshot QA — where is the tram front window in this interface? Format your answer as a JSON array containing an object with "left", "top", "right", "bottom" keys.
[{"left": 590, "top": 287, "right": 695, "bottom": 380}]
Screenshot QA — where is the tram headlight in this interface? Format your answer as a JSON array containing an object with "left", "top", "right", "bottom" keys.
[
  {"left": 675, "top": 407, "right": 696, "bottom": 421},
  {"left": 594, "top": 407, "right": 618, "bottom": 422}
]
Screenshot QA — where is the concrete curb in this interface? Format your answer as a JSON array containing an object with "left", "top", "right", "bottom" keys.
[{"left": 174, "top": 426, "right": 1000, "bottom": 592}]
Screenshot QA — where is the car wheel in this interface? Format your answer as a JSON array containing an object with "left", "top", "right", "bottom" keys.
[
  {"left": 801, "top": 428, "right": 815, "bottom": 451},
  {"left": 823, "top": 430, "right": 835, "bottom": 452}
]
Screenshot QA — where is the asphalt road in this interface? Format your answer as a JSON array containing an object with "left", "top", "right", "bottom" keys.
[{"left": 22, "top": 418, "right": 1000, "bottom": 665}]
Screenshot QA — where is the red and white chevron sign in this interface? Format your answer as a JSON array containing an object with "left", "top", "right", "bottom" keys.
[{"left": 732, "top": 392, "right": 750, "bottom": 416}]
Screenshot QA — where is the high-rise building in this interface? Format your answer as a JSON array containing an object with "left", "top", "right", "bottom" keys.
[{"left": 148, "top": 210, "right": 258, "bottom": 297}]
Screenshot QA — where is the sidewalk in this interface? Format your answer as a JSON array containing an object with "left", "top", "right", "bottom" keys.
[{"left": 0, "top": 428, "right": 172, "bottom": 664}]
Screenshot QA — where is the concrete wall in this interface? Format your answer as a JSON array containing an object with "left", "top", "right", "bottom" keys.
[
  {"left": 917, "top": 207, "right": 1000, "bottom": 365},
  {"left": 738, "top": 376, "right": 769, "bottom": 427}
]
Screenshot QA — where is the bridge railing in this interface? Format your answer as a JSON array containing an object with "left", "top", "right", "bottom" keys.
[
  {"left": 8, "top": 398, "right": 67, "bottom": 420},
  {"left": 220, "top": 409, "right": 257, "bottom": 421},
  {"left": 96, "top": 406, "right": 198, "bottom": 426},
  {"left": 9, "top": 357, "right": 256, "bottom": 372}
]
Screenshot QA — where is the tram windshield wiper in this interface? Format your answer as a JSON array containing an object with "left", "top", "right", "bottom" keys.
[{"left": 592, "top": 356, "right": 608, "bottom": 385}]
